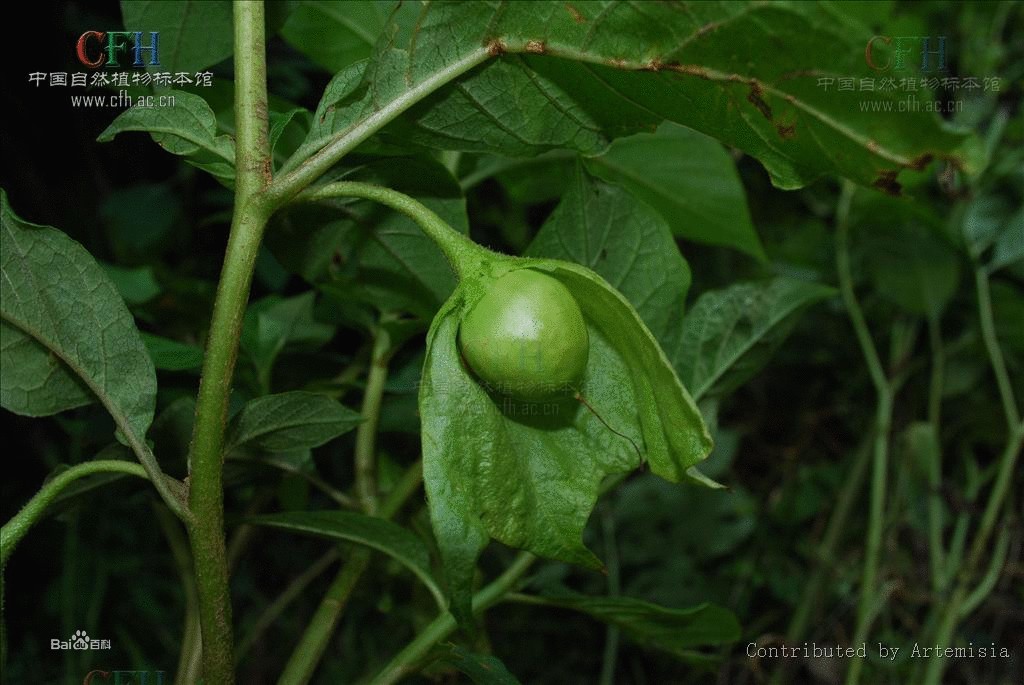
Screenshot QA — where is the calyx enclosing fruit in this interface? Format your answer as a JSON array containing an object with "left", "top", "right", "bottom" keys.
[{"left": 458, "top": 268, "right": 589, "bottom": 401}]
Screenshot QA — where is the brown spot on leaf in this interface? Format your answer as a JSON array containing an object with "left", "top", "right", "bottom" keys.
[
  {"left": 937, "top": 161, "right": 967, "bottom": 198},
  {"left": 525, "top": 40, "right": 545, "bottom": 54},
  {"left": 487, "top": 39, "right": 506, "bottom": 57},
  {"left": 747, "top": 82, "right": 772, "bottom": 120},
  {"left": 908, "top": 153, "right": 934, "bottom": 171},
  {"left": 873, "top": 170, "right": 902, "bottom": 196},
  {"left": 565, "top": 2, "right": 586, "bottom": 23},
  {"left": 777, "top": 122, "right": 796, "bottom": 139},
  {"left": 664, "top": 63, "right": 710, "bottom": 79},
  {"left": 645, "top": 57, "right": 663, "bottom": 72}
]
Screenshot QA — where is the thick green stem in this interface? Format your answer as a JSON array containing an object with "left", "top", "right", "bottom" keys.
[
  {"left": 369, "top": 553, "right": 537, "bottom": 685},
  {"left": 153, "top": 504, "right": 203, "bottom": 685},
  {"left": 1, "top": 460, "right": 147, "bottom": 566},
  {"left": 186, "top": 3, "right": 272, "bottom": 682},
  {"left": 295, "top": 182, "right": 492, "bottom": 279},
  {"left": 836, "top": 182, "right": 894, "bottom": 685}
]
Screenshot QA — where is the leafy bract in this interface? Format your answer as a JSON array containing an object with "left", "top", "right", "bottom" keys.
[
  {"left": 421, "top": 256, "right": 713, "bottom": 625},
  {"left": 0, "top": 190, "right": 157, "bottom": 445}
]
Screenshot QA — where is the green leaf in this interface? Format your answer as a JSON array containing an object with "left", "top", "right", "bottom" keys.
[
  {"left": 280, "top": 0, "right": 390, "bottom": 73},
  {"left": 863, "top": 223, "right": 960, "bottom": 319},
  {"left": 120, "top": 0, "right": 233, "bottom": 74},
  {"left": 140, "top": 333, "right": 204, "bottom": 372},
  {"left": 250, "top": 510, "right": 445, "bottom": 609},
  {"left": 269, "top": 108, "right": 309, "bottom": 167},
  {"left": 585, "top": 122, "right": 762, "bottom": 259},
  {"left": 150, "top": 396, "right": 196, "bottom": 469},
  {"left": 615, "top": 473, "right": 756, "bottom": 566},
  {"left": 226, "top": 391, "right": 362, "bottom": 452},
  {"left": 535, "top": 591, "right": 741, "bottom": 658},
  {"left": 467, "top": 152, "right": 576, "bottom": 204},
  {"left": 991, "top": 281, "right": 1024, "bottom": 358},
  {"left": 1, "top": 320, "right": 92, "bottom": 415},
  {"left": 422, "top": 257, "right": 713, "bottom": 624},
  {"left": 961, "top": 195, "right": 1004, "bottom": 260},
  {"left": 100, "top": 184, "right": 183, "bottom": 264},
  {"left": 342, "top": 1, "right": 974, "bottom": 192},
  {"left": 963, "top": 195, "right": 1023, "bottom": 274},
  {"left": 0, "top": 190, "right": 157, "bottom": 442},
  {"left": 441, "top": 645, "right": 523, "bottom": 685},
  {"left": 991, "top": 208, "right": 1024, "bottom": 274},
  {"left": 102, "top": 264, "right": 162, "bottom": 304},
  {"left": 525, "top": 165, "right": 689, "bottom": 345},
  {"left": 240, "top": 292, "right": 335, "bottom": 389},
  {"left": 97, "top": 90, "right": 235, "bottom": 185},
  {"left": 673, "top": 278, "right": 836, "bottom": 401}
]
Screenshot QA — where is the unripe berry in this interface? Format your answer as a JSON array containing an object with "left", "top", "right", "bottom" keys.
[{"left": 459, "top": 269, "right": 588, "bottom": 401}]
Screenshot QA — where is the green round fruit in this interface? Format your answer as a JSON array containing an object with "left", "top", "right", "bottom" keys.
[{"left": 459, "top": 269, "right": 589, "bottom": 401}]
